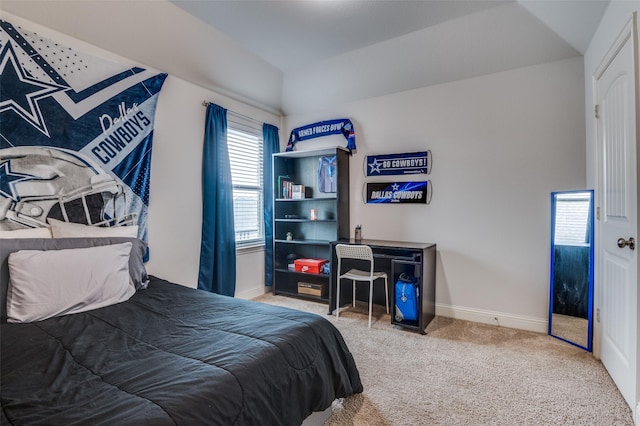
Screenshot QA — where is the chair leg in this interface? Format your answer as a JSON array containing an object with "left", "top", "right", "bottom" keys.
[
  {"left": 336, "top": 278, "right": 341, "bottom": 319},
  {"left": 368, "top": 280, "right": 374, "bottom": 328},
  {"left": 384, "top": 277, "right": 389, "bottom": 314},
  {"left": 352, "top": 280, "right": 356, "bottom": 307}
]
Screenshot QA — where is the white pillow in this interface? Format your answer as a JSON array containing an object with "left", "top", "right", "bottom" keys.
[
  {"left": 47, "top": 218, "right": 138, "bottom": 239},
  {"left": 0, "top": 227, "right": 52, "bottom": 239},
  {"left": 6, "top": 243, "right": 135, "bottom": 323}
]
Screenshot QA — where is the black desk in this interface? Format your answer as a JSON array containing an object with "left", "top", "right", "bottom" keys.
[{"left": 329, "top": 239, "right": 436, "bottom": 333}]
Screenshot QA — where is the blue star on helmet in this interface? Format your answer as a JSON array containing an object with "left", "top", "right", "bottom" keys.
[
  {"left": 0, "top": 161, "right": 39, "bottom": 201},
  {"left": 391, "top": 183, "right": 400, "bottom": 191},
  {"left": 0, "top": 43, "right": 67, "bottom": 137},
  {"left": 368, "top": 159, "right": 381, "bottom": 174}
]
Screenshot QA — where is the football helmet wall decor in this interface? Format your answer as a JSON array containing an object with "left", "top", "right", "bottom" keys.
[{"left": 0, "top": 146, "right": 134, "bottom": 230}]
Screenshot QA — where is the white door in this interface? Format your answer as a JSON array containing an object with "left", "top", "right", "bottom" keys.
[{"left": 595, "top": 15, "right": 638, "bottom": 416}]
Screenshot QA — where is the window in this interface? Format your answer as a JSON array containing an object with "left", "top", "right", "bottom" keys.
[
  {"left": 554, "top": 192, "right": 591, "bottom": 246},
  {"left": 227, "top": 114, "right": 264, "bottom": 247}
]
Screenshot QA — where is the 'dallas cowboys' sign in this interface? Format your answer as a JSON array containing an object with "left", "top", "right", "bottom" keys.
[{"left": 365, "top": 181, "right": 431, "bottom": 204}]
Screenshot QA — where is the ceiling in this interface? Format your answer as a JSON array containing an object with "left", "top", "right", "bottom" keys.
[
  {"left": 170, "top": 0, "right": 607, "bottom": 73},
  {"left": 170, "top": 0, "right": 510, "bottom": 72},
  {"left": 2, "top": 0, "right": 610, "bottom": 115},
  {"left": 171, "top": 0, "right": 609, "bottom": 114}
]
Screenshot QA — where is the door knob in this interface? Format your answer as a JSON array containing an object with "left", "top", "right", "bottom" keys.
[{"left": 617, "top": 237, "right": 635, "bottom": 250}]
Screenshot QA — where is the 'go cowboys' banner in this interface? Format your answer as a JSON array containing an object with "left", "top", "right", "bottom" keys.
[
  {"left": 0, "top": 19, "right": 166, "bottom": 255},
  {"left": 366, "top": 151, "right": 431, "bottom": 176}
]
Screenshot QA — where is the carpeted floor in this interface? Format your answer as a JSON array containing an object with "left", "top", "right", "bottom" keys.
[{"left": 252, "top": 293, "right": 634, "bottom": 426}]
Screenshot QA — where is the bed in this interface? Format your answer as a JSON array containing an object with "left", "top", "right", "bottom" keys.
[{"left": 0, "top": 237, "right": 362, "bottom": 425}]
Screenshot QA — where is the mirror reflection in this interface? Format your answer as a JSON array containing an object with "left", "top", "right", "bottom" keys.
[{"left": 549, "top": 190, "right": 594, "bottom": 351}]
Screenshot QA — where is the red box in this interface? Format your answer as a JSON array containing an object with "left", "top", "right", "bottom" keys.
[{"left": 294, "top": 259, "right": 328, "bottom": 274}]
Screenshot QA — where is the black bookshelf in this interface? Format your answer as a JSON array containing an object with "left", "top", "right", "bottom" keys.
[{"left": 272, "top": 147, "right": 350, "bottom": 303}]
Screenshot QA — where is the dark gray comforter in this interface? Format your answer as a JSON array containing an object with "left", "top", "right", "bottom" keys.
[{"left": 1, "top": 276, "right": 362, "bottom": 425}]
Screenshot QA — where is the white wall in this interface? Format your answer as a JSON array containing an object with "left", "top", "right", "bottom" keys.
[
  {"left": 1, "top": 12, "right": 279, "bottom": 298},
  {"left": 285, "top": 57, "right": 586, "bottom": 331}
]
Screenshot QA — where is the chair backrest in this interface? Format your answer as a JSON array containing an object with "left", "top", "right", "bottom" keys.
[
  {"left": 335, "top": 244, "right": 374, "bottom": 277},
  {"left": 335, "top": 244, "right": 374, "bottom": 262}
]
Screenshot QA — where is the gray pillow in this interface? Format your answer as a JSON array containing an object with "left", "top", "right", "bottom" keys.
[
  {"left": 7, "top": 243, "right": 135, "bottom": 323},
  {"left": 0, "top": 237, "right": 148, "bottom": 323}
]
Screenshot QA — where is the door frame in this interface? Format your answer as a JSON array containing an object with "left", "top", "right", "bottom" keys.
[{"left": 591, "top": 12, "right": 639, "bottom": 421}]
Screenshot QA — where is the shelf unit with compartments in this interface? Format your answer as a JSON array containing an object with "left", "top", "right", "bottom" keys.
[{"left": 272, "top": 147, "right": 350, "bottom": 302}]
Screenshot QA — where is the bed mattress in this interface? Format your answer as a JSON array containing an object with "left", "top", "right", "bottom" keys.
[{"left": 1, "top": 276, "right": 362, "bottom": 425}]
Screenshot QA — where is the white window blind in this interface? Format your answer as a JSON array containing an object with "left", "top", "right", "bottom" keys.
[
  {"left": 227, "top": 114, "right": 264, "bottom": 247},
  {"left": 554, "top": 193, "right": 591, "bottom": 246}
]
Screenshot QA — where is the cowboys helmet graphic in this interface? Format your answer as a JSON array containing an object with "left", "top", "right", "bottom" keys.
[{"left": 0, "top": 146, "right": 134, "bottom": 231}]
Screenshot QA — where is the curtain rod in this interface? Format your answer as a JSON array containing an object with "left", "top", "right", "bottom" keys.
[{"left": 202, "top": 101, "right": 263, "bottom": 126}]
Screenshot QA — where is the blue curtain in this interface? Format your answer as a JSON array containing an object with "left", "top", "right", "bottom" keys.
[
  {"left": 263, "top": 123, "right": 280, "bottom": 286},
  {"left": 197, "top": 103, "right": 236, "bottom": 296}
]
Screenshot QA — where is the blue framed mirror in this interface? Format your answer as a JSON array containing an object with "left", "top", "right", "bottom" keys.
[{"left": 549, "top": 190, "right": 594, "bottom": 351}]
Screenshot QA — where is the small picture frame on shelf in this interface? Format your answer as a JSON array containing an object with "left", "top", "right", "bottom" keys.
[{"left": 291, "top": 184, "right": 305, "bottom": 199}]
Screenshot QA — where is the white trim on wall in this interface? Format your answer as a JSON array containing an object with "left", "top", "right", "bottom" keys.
[
  {"left": 436, "top": 303, "right": 548, "bottom": 333},
  {"left": 236, "top": 286, "right": 268, "bottom": 301}
]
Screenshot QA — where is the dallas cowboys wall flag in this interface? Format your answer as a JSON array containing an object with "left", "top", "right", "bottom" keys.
[
  {"left": 365, "top": 151, "right": 431, "bottom": 176},
  {"left": 286, "top": 119, "right": 356, "bottom": 152},
  {"left": 0, "top": 19, "right": 166, "bottom": 255},
  {"left": 365, "top": 181, "right": 432, "bottom": 204}
]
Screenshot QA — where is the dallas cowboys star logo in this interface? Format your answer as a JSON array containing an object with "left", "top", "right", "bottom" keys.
[
  {"left": 391, "top": 183, "right": 400, "bottom": 191},
  {"left": 0, "top": 161, "right": 38, "bottom": 201},
  {"left": 0, "top": 43, "right": 67, "bottom": 136},
  {"left": 368, "top": 159, "right": 381, "bottom": 174}
]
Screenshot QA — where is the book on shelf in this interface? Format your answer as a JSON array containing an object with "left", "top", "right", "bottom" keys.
[
  {"left": 279, "top": 179, "right": 291, "bottom": 199},
  {"left": 277, "top": 175, "right": 289, "bottom": 199}
]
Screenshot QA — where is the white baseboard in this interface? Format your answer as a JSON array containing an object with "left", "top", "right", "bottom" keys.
[
  {"left": 635, "top": 401, "right": 639, "bottom": 425},
  {"left": 435, "top": 303, "right": 548, "bottom": 333},
  {"left": 240, "top": 290, "right": 549, "bottom": 333},
  {"left": 236, "top": 286, "right": 268, "bottom": 300}
]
